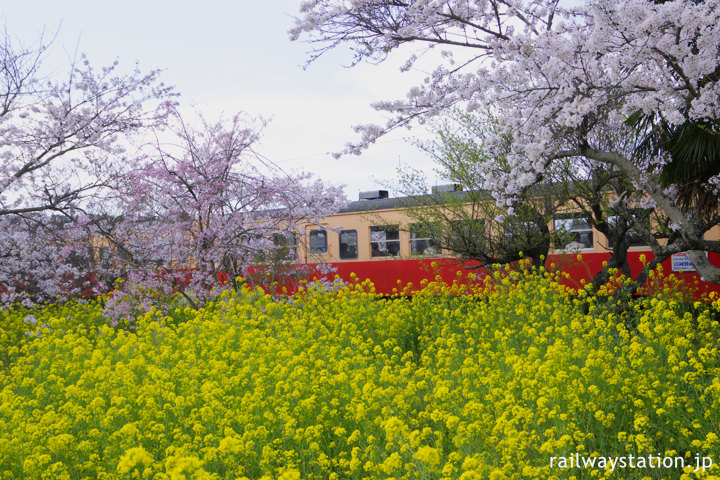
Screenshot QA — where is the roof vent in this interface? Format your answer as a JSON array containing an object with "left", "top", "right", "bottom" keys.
[
  {"left": 359, "top": 190, "right": 389, "bottom": 200},
  {"left": 431, "top": 184, "right": 463, "bottom": 194}
]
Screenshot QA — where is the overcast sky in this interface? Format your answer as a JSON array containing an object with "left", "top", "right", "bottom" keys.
[{"left": 1, "top": 1, "right": 442, "bottom": 199}]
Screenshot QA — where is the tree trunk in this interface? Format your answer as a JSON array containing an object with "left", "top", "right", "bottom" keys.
[{"left": 689, "top": 250, "right": 720, "bottom": 283}]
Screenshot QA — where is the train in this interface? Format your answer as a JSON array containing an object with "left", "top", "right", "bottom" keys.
[
  {"left": 5, "top": 186, "right": 719, "bottom": 304},
  {"left": 282, "top": 187, "right": 720, "bottom": 298}
]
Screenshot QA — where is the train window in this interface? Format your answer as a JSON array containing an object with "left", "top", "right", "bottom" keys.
[
  {"left": 96, "top": 246, "right": 113, "bottom": 269},
  {"left": 607, "top": 212, "right": 650, "bottom": 248},
  {"left": 339, "top": 230, "right": 358, "bottom": 259},
  {"left": 370, "top": 225, "right": 400, "bottom": 257},
  {"left": 272, "top": 232, "right": 297, "bottom": 259},
  {"left": 502, "top": 220, "right": 536, "bottom": 242},
  {"left": 502, "top": 219, "right": 552, "bottom": 253},
  {"left": 410, "top": 223, "right": 441, "bottom": 255},
  {"left": 309, "top": 229, "right": 328, "bottom": 253},
  {"left": 449, "top": 219, "right": 485, "bottom": 254},
  {"left": 553, "top": 214, "right": 593, "bottom": 249}
]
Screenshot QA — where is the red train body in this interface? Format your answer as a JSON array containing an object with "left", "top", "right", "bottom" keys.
[
  {"left": 299, "top": 252, "right": 720, "bottom": 299},
  {"left": 287, "top": 190, "right": 720, "bottom": 299}
]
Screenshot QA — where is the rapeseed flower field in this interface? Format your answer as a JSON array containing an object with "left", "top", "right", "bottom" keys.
[{"left": 1, "top": 265, "right": 719, "bottom": 479}]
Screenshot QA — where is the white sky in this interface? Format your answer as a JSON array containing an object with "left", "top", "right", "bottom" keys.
[{"left": 1, "top": 1, "right": 442, "bottom": 200}]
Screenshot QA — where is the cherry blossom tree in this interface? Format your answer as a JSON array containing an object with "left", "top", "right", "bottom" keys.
[
  {"left": 95, "top": 109, "right": 346, "bottom": 322},
  {"left": 0, "top": 214, "right": 104, "bottom": 306},
  {"left": 291, "top": 0, "right": 720, "bottom": 282},
  {"left": 0, "top": 28, "right": 345, "bottom": 311},
  {"left": 0, "top": 29, "right": 175, "bottom": 306},
  {"left": 0, "top": 32, "right": 174, "bottom": 218},
  {"left": 394, "top": 111, "right": 570, "bottom": 267},
  {"left": 396, "top": 110, "right": 675, "bottom": 296}
]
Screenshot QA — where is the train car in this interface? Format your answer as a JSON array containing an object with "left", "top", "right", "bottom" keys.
[{"left": 293, "top": 187, "right": 720, "bottom": 298}]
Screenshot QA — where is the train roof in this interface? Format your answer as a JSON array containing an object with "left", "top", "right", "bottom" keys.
[
  {"left": 339, "top": 189, "right": 479, "bottom": 214},
  {"left": 338, "top": 179, "right": 612, "bottom": 215}
]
